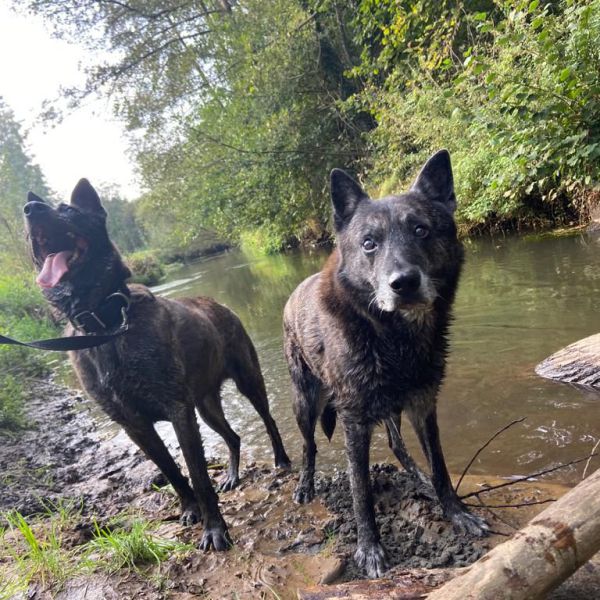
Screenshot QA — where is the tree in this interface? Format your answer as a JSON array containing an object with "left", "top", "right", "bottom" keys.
[
  {"left": 0, "top": 98, "right": 52, "bottom": 261},
  {"left": 16, "top": 0, "right": 372, "bottom": 251}
]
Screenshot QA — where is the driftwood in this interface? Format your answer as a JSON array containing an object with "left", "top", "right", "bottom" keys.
[
  {"left": 427, "top": 467, "right": 600, "bottom": 599},
  {"left": 535, "top": 333, "right": 600, "bottom": 387},
  {"left": 298, "top": 468, "right": 600, "bottom": 599}
]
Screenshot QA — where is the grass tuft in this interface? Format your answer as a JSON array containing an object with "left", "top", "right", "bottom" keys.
[{"left": 89, "top": 519, "right": 193, "bottom": 572}]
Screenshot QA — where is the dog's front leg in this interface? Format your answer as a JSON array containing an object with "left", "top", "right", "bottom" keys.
[
  {"left": 171, "top": 405, "right": 232, "bottom": 551},
  {"left": 409, "top": 407, "right": 488, "bottom": 537},
  {"left": 341, "top": 417, "right": 388, "bottom": 578},
  {"left": 119, "top": 419, "right": 199, "bottom": 524}
]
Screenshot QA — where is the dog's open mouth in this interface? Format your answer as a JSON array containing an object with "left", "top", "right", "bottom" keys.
[{"left": 32, "top": 227, "right": 89, "bottom": 288}]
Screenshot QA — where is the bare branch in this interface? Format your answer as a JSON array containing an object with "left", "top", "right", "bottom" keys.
[
  {"left": 460, "top": 454, "right": 599, "bottom": 501},
  {"left": 455, "top": 417, "right": 527, "bottom": 494}
]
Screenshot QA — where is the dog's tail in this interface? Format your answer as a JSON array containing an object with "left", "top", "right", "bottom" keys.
[{"left": 320, "top": 401, "right": 336, "bottom": 441}]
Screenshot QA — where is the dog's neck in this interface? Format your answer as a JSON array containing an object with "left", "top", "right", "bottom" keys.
[{"left": 45, "top": 277, "right": 131, "bottom": 334}]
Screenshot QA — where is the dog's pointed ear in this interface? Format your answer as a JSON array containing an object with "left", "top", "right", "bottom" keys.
[
  {"left": 27, "top": 191, "right": 49, "bottom": 204},
  {"left": 411, "top": 150, "right": 456, "bottom": 213},
  {"left": 71, "top": 179, "right": 106, "bottom": 216},
  {"left": 331, "top": 169, "right": 368, "bottom": 229}
]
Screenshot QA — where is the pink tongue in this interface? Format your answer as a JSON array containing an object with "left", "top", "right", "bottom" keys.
[{"left": 36, "top": 251, "right": 73, "bottom": 288}]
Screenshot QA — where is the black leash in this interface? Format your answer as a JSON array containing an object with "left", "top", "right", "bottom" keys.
[
  {"left": 0, "top": 328, "right": 128, "bottom": 351},
  {"left": 0, "top": 291, "right": 131, "bottom": 352}
]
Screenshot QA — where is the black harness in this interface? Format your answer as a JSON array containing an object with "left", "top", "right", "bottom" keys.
[{"left": 0, "top": 291, "right": 131, "bottom": 351}]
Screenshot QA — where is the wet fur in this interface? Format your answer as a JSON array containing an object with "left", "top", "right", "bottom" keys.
[
  {"left": 283, "top": 151, "right": 487, "bottom": 578},
  {"left": 24, "top": 180, "right": 290, "bottom": 551}
]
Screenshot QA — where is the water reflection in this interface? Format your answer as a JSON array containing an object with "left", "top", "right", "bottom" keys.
[{"left": 111, "top": 235, "right": 600, "bottom": 482}]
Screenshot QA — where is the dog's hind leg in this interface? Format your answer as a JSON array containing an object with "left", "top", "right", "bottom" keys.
[
  {"left": 287, "top": 348, "right": 321, "bottom": 504},
  {"left": 231, "top": 342, "right": 291, "bottom": 470},
  {"left": 119, "top": 420, "right": 200, "bottom": 526},
  {"left": 171, "top": 404, "right": 232, "bottom": 551},
  {"left": 384, "top": 414, "right": 430, "bottom": 486},
  {"left": 196, "top": 393, "right": 241, "bottom": 492},
  {"left": 342, "top": 418, "right": 388, "bottom": 579},
  {"left": 407, "top": 405, "right": 488, "bottom": 537}
]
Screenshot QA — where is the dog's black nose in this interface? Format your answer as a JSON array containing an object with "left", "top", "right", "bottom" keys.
[
  {"left": 23, "top": 201, "right": 50, "bottom": 217},
  {"left": 389, "top": 269, "right": 421, "bottom": 294}
]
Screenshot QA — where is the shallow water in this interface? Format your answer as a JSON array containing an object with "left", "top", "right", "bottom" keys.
[{"left": 77, "top": 233, "right": 600, "bottom": 484}]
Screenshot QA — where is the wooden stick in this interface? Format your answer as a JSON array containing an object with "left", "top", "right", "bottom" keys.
[
  {"left": 455, "top": 417, "right": 526, "bottom": 493},
  {"left": 459, "top": 454, "right": 597, "bottom": 500}
]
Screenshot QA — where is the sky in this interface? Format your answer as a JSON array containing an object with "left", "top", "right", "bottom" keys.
[{"left": 0, "top": 3, "right": 141, "bottom": 200}]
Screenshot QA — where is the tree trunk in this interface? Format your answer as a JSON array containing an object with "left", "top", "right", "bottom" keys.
[
  {"left": 535, "top": 333, "right": 600, "bottom": 387},
  {"left": 427, "top": 467, "right": 600, "bottom": 600}
]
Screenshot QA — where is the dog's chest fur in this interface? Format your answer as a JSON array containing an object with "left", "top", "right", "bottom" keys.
[{"left": 291, "top": 273, "right": 449, "bottom": 422}]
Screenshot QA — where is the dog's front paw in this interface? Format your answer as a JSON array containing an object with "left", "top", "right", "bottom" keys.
[
  {"left": 217, "top": 472, "right": 240, "bottom": 492},
  {"left": 180, "top": 503, "right": 201, "bottom": 526},
  {"left": 275, "top": 455, "right": 292, "bottom": 471},
  {"left": 293, "top": 475, "right": 315, "bottom": 504},
  {"left": 354, "top": 542, "right": 388, "bottom": 579},
  {"left": 199, "top": 524, "right": 232, "bottom": 552},
  {"left": 448, "top": 504, "right": 489, "bottom": 537}
]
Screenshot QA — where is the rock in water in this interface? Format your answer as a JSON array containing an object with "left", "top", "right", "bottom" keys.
[{"left": 535, "top": 333, "right": 600, "bottom": 388}]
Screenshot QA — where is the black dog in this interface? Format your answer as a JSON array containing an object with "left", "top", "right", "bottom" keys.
[
  {"left": 24, "top": 179, "right": 290, "bottom": 550},
  {"left": 283, "top": 150, "right": 487, "bottom": 578}
]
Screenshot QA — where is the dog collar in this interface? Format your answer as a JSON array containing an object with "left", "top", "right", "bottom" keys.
[{"left": 71, "top": 290, "right": 131, "bottom": 335}]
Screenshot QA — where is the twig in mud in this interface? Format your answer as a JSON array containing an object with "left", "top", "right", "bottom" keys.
[
  {"left": 473, "top": 494, "right": 514, "bottom": 534},
  {"left": 459, "top": 454, "right": 598, "bottom": 501},
  {"left": 455, "top": 417, "right": 526, "bottom": 494},
  {"left": 582, "top": 438, "right": 600, "bottom": 480},
  {"left": 464, "top": 498, "right": 556, "bottom": 509}
]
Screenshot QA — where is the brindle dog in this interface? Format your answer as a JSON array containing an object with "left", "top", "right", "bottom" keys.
[
  {"left": 24, "top": 179, "right": 290, "bottom": 551},
  {"left": 283, "top": 150, "right": 488, "bottom": 578}
]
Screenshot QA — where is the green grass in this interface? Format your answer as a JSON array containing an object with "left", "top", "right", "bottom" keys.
[
  {"left": 0, "top": 505, "right": 193, "bottom": 595},
  {"left": 2, "top": 510, "right": 79, "bottom": 589},
  {"left": 89, "top": 518, "right": 193, "bottom": 572},
  {"left": 0, "top": 268, "right": 60, "bottom": 432}
]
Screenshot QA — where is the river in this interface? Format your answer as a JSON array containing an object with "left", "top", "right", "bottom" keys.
[{"left": 72, "top": 232, "right": 600, "bottom": 484}]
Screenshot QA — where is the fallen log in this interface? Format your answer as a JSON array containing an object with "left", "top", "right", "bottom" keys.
[
  {"left": 427, "top": 467, "right": 600, "bottom": 600},
  {"left": 535, "top": 333, "right": 600, "bottom": 387}
]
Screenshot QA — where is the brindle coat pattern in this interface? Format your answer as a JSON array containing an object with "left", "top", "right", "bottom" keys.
[
  {"left": 283, "top": 151, "right": 487, "bottom": 578},
  {"left": 24, "top": 180, "right": 290, "bottom": 551}
]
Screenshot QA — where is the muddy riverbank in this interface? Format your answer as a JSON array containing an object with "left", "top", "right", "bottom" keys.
[{"left": 1, "top": 378, "right": 598, "bottom": 599}]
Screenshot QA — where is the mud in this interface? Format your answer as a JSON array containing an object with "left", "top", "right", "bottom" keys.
[
  {"left": 316, "top": 464, "right": 487, "bottom": 580},
  {"left": 1, "top": 378, "right": 599, "bottom": 599}
]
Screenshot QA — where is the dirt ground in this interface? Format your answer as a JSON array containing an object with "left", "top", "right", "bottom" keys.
[{"left": 1, "top": 379, "right": 598, "bottom": 599}]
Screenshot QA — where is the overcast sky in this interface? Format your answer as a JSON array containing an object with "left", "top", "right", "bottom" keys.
[{"left": 0, "top": 3, "right": 141, "bottom": 200}]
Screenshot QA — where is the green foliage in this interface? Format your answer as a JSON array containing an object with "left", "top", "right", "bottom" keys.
[
  {"left": 0, "top": 265, "right": 59, "bottom": 432},
  {"left": 16, "top": 0, "right": 600, "bottom": 243},
  {"left": 101, "top": 188, "right": 148, "bottom": 255},
  {"left": 361, "top": 0, "right": 600, "bottom": 231},
  {"left": 126, "top": 250, "right": 165, "bottom": 286}
]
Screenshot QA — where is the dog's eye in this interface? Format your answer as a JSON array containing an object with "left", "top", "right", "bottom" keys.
[
  {"left": 362, "top": 238, "right": 377, "bottom": 253},
  {"left": 414, "top": 225, "right": 429, "bottom": 238}
]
